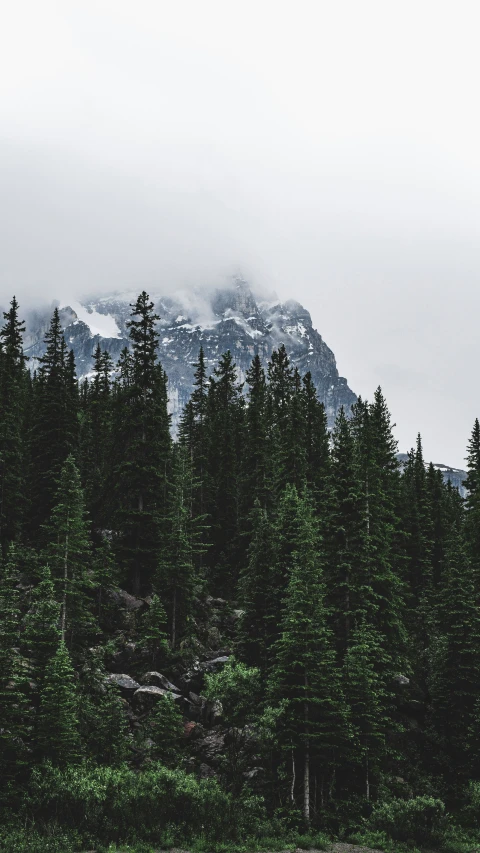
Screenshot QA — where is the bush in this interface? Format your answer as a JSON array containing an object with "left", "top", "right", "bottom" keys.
[
  {"left": 25, "top": 761, "right": 237, "bottom": 843},
  {"left": 368, "top": 795, "right": 449, "bottom": 846},
  {"left": 0, "top": 823, "right": 80, "bottom": 853}
]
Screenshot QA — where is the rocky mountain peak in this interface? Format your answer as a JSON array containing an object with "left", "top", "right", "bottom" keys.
[{"left": 23, "top": 280, "right": 357, "bottom": 431}]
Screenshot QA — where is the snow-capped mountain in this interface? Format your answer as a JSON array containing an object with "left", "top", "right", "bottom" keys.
[{"left": 23, "top": 278, "right": 356, "bottom": 430}]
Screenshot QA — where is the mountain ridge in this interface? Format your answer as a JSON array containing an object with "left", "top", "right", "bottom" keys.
[{"left": 23, "top": 277, "right": 357, "bottom": 431}]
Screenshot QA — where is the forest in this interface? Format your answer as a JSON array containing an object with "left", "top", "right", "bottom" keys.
[{"left": 1, "top": 291, "right": 480, "bottom": 853}]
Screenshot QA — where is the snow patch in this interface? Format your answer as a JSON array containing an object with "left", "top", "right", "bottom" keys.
[{"left": 65, "top": 301, "right": 121, "bottom": 339}]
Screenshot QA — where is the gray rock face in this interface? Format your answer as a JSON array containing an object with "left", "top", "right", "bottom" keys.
[
  {"left": 106, "top": 673, "right": 141, "bottom": 691},
  {"left": 23, "top": 278, "right": 356, "bottom": 430}
]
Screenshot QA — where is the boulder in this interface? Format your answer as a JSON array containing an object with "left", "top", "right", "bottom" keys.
[
  {"left": 106, "top": 673, "right": 141, "bottom": 691},
  {"left": 199, "top": 655, "right": 230, "bottom": 674},
  {"left": 108, "top": 589, "right": 146, "bottom": 611},
  {"left": 141, "top": 671, "right": 180, "bottom": 693}
]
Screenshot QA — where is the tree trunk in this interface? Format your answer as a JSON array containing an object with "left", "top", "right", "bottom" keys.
[
  {"left": 304, "top": 691, "right": 310, "bottom": 825},
  {"left": 172, "top": 587, "right": 177, "bottom": 649},
  {"left": 366, "top": 749, "right": 370, "bottom": 802},
  {"left": 304, "top": 736, "right": 310, "bottom": 825},
  {"left": 61, "top": 526, "right": 69, "bottom": 643},
  {"left": 290, "top": 747, "right": 296, "bottom": 803}
]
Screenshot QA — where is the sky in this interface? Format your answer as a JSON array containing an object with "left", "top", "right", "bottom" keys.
[{"left": 1, "top": 0, "right": 480, "bottom": 467}]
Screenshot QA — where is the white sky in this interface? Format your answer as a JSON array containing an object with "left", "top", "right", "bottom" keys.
[{"left": 1, "top": 0, "right": 480, "bottom": 466}]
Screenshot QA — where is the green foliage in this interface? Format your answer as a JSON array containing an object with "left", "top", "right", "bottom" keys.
[
  {"left": 41, "top": 454, "right": 95, "bottom": 647},
  {"left": 145, "top": 692, "right": 184, "bottom": 766},
  {"left": 2, "top": 293, "right": 480, "bottom": 846},
  {"left": 26, "top": 761, "right": 247, "bottom": 842},
  {"left": 204, "top": 658, "right": 261, "bottom": 728},
  {"left": 37, "top": 641, "right": 81, "bottom": 766},
  {"left": 368, "top": 795, "right": 448, "bottom": 846}
]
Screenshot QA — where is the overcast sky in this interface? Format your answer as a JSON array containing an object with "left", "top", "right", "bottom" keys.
[{"left": 1, "top": 1, "right": 480, "bottom": 467}]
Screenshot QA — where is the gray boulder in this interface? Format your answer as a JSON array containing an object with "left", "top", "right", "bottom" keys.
[
  {"left": 106, "top": 673, "right": 141, "bottom": 691},
  {"left": 141, "top": 671, "right": 180, "bottom": 693}
]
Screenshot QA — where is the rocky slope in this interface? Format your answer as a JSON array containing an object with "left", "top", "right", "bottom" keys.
[{"left": 23, "top": 278, "right": 356, "bottom": 430}]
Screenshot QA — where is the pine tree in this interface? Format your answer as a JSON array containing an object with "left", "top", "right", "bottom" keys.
[
  {"left": 113, "top": 292, "right": 171, "bottom": 593},
  {"left": 464, "top": 418, "right": 480, "bottom": 591},
  {"left": 269, "top": 488, "right": 349, "bottom": 823},
  {"left": 0, "top": 296, "right": 28, "bottom": 546},
  {"left": 37, "top": 640, "right": 81, "bottom": 766},
  {"left": 343, "top": 619, "right": 391, "bottom": 801},
  {"left": 80, "top": 345, "right": 114, "bottom": 534},
  {"left": 242, "top": 354, "right": 268, "bottom": 511},
  {"left": 157, "top": 446, "right": 204, "bottom": 648},
  {"left": 23, "top": 565, "right": 61, "bottom": 684},
  {"left": 237, "top": 500, "right": 277, "bottom": 674},
  {"left": 139, "top": 593, "right": 170, "bottom": 667},
  {"left": 79, "top": 648, "right": 130, "bottom": 765},
  {"left": 145, "top": 692, "right": 184, "bottom": 766},
  {"left": 327, "top": 407, "right": 366, "bottom": 657},
  {"left": 205, "top": 350, "right": 244, "bottom": 592},
  {"left": 29, "top": 308, "right": 79, "bottom": 534},
  {"left": 0, "top": 546, "right": 31, "bottom": 783},
  {"left": 41, "top": 455, "right": 94, "bottom": 648},
  {"left": 302, "top": 371, "right": 331, "bottom": 513},
  {"left": 426, "top": 531, "right": 480, "bottom": 783}
]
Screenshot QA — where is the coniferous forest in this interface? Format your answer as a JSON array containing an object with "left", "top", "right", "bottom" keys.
[{"left": 2, "top": 291, "right": 480, "bottom": 852}]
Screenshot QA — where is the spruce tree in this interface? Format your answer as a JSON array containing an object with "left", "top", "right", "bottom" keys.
[
  {"left": 269, "top": 488, "right": 349, "bottom": 823},
  {"left": 205, "top": 350, "right": 244, "bottom": 592},
  {"left": 79, "top": 648, "right": 130, "bottom": 765},
  {"left": 41, "top": 454, "right": 94, "bottom": 648},
  {"left": 113, "top": 292, "right": 171, "bottom": 593},
  {"left": 0, "top": 546, "right": 31, "bottom": 783},
  {"left": 29, "top": 308, "right": 79, "bottom": 534},
  {"left": 23, "top": 565, "right": 61, "bottom": 684},
  {"left": 237, "top": 500, "right": 277, "bottom": 674},
  {"left": 157, "top": 446, "right": 204, "bottom": 647},
  {"left": 464, "top": 418, "right": 480, "bottom": 591},
  {"left": 302, "top": 371, "right": 330, "bottom": 513},
  {"left": 37, "top": 640, "right": 81, "bottom": 766},
  {"left": 427, "top": 531, "right": 480, "bottom": 783},
  {"left": 0, "top": 296, "right": 28, "bottom": 546}
]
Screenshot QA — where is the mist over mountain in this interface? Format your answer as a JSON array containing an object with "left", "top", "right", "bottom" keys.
[{"left": 23, "top": 277, "right": 357, "bottom": 432}]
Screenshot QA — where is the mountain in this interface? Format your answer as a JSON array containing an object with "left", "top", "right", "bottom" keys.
[
  {"left": 396, "top": 453, "right": 468, "bottom": 497},
  {"left": 23, "top": 278, "right": 357, "bottom": 430}
]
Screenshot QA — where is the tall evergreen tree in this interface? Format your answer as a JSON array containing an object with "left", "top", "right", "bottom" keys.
[
  {"left": 0, "top": 297, "right": 28, "bottom": 546},
  {"left": 29, "top": 308, "right": 79, "bottom": 534},
  {"left": 113, "top": 292, "right": 171, "bottom": 593},
  {"left": 0, "top": 546, "right": 31, "bottom": 783},
  {"left": 37, "top": 640, "right": 81, "bottom": 766},
  {"left": 269, "top": 488, "right": 349, "bottom": 824},
  {"left": 42, "top": 455, "right": 94, "bottom": 648}
]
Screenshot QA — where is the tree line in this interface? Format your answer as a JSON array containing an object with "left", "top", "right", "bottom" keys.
[{"left": 1, "top": 290, "right": 480, "bottom": 844}]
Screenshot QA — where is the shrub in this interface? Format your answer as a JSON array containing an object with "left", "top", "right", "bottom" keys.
[
  {"left": 26, "top": 761, "right": 235, "bottom": 843},
  {"left": 368, "top": 795, "right": 449, "bottom": 846}
]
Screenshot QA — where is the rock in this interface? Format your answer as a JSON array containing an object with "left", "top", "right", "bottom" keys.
[
  {"left": 141, "top": 671, "right": 180, "bottom": 692},
  {"left": 205, "top": 595, "right": 228, "bottom": 607},
  {"left": 26, "top": 280, "right": 356, "bottom": 434},
  {"left": 199, "top": 762, "right": 218, "bottom": 779},
  {"left": 189, "top": 691, "right": 202, "bottom": 706},
  {"left": 106, "top": 673, "right": 141, "bottom": 691},
  {"left": 134, "top": 685, "right": 174, "bottom": 700},
  {"left": 107, "top": 589, "right": 146, "bottom": 611},
  {"left": 199, "top": 655, "right": 230, "bottom": 674},
  {"left": 193, "top": 726, "right": 225, "bottom": 763},
  {"left": 393, "top": 674, "right": 410, "bottom": 686},
  {"left": 204, "top": 699, "right": 223, "bottom": 725}
]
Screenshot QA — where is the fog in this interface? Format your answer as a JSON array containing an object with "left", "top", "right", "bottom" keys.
[{"left": 2, "top": 0, "right": 480, "bottom": 467}]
